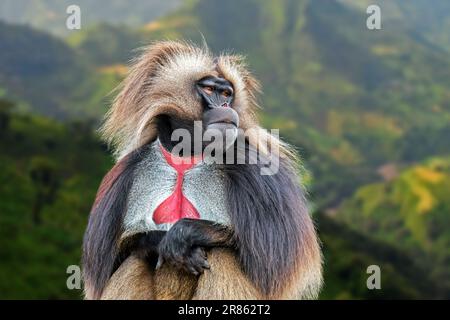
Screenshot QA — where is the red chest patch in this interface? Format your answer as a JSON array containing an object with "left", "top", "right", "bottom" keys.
[{"left": 152, "top": 145, "right": 202, "bottom": 224}]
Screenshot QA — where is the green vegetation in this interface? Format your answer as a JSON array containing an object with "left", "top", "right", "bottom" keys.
[
  {"left": 0, "top": 21, "right": 103, "bottom": 119},
  {"left": 0, "top": 99, "right": 112, "bottom": 298},
  {"left": 318, "top": 213, "right": 442, "bottom": 299},
  {"left": 336, "top": 157, "right": 450, "bottom": 296}
]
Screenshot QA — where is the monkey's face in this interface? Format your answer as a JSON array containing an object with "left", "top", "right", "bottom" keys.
[
  {"left": 155, "top": 73, "right": 239, "bottom": 156},
  {"left": 103, "top": 41, "right": 261, "bottom": 159},
  {"left": 197, "top": 76, "right": 239, "bottom": 152},
  {"left": 151, "top": 49, "right": 244, "bottom": 155}
]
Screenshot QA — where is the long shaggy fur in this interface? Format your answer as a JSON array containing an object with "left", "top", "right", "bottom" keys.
[
  {"left": 84, "top": 40, "right": 322, "bottom": 300},
  {"left": 222, "top": 144, "right": 322, "bottom": 299}
]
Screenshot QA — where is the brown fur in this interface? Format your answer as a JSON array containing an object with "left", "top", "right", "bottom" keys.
[
  {"left": 101, "top": 255, "right": 155, "bottom": 300},
  {"left": 101, "top": 249, "right": 262, "bottom": 300},
  {"left": 86, "top": 40, "right": 323, "bottom": 300}
]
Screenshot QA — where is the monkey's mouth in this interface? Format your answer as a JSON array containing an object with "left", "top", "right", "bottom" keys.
[{"left": 203, "top": 107, "right": 239, "bottom": 129}]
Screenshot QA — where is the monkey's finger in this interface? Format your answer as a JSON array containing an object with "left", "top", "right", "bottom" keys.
[
  {"left": 156, "top": 256, "right": 164, "bottom": 270},
  {"left": 190, "top": 248, "right": 210, "bottom": 271},
  {"left": 198, "top": 247, "right": 207, "bottom": 260},
  {"left": 183, "top": 256, "right": 200, "bottom": 275},
  {"left": 201, "top": 259, "right": 210, "bottom": 270},
  {"left": 193, "top": 253, "right": 210, "bottom": 270},
  {"left": 192, "top": 246, "right": 206, "bottom": 259},
  {"left": 200, "top": 248, "right": 208, "bottom": 262},
  {"left": 187, "top": 265, "right": 200, "bottom": 276}
]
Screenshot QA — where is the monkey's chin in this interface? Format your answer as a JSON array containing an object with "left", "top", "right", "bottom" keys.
[{"left": 203, "top": 123, "right": 238, "bottom": 153}]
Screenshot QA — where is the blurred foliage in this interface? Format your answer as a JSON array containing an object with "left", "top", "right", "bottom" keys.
[
  {"left": 0, "top": 0, "right": 449, "bottom": 299},
  {"left": 0, "top": 99, "right": 112, "bottom": 298},
  {"left": 336, "top": 157, "right": 450, "bottom": 296},
  {"left": 0, "top": 21, "right": 105, "bottom": 119},
  {"left": 317, "top": 213, "right": 443, "bottom": 299}
]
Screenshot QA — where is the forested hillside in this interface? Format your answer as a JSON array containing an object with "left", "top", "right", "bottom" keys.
[
  {"left": 0, "top": 99, "right": 111, "bottom": 298},
  {"left": 337, "top": 157, "right": 450, "bottom": 295}
]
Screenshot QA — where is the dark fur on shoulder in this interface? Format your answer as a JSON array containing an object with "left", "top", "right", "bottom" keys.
[
  {"left": 82, "top": 145, "right": 148, "bottom": 300},
  {"left": 221, "top": 142, "right": 310, "bottom": 298}
]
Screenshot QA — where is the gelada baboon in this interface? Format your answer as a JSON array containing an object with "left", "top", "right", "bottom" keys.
[{"left": 82, "top": 41, "right": 322, "bottom": 300}]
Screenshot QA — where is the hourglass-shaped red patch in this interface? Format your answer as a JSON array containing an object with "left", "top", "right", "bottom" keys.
[{"left": 152, "top": 144, "right": 202, "bottom": 224}]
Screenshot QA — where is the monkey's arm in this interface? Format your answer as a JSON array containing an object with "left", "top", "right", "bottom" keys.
[
  {"left": 138, "top": 218, "right": 235, "bottom": 276},
  {"left": 100, "top": 219, "right": 237, "bottom": 300},
  {"left": 118, "top": 231, "right": 166, "bottom": 262},
  {"left": 161, "top": 218, "right": 235, "bottom": 249}
]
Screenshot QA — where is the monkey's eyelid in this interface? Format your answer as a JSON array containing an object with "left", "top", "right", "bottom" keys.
[
  {"left": 222, "top": 90, "right": 232, "bottom": 97},
  {"left": 202, "top": 86, "right": 214, "bottom": 94}
]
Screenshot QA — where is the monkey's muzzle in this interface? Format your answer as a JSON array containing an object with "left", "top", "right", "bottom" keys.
[{"left": 202, "top": 107, "right": 239, "bottom": 152}]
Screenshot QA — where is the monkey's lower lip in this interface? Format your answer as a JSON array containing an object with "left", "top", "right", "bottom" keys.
[{"left": 209, "top": 120, "right": 237, "bottom": 127}]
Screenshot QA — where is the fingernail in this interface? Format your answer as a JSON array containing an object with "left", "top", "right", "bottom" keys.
[{"left": 156, "top": 257, "right": 163, "bottom": 270}]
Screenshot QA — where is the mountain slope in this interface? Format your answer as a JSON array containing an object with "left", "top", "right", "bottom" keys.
[
  {"left": 0, "top": 21, "right": 120, "bottom": 119},
  {"left": 317, "top": 213, "right": 442, "bottom": 299},
  {"left": 340, "top": 0, "right": 450, "bottom": 53},
  {"left": 335, "top": 157, "right": 450, "bottom": 296}
]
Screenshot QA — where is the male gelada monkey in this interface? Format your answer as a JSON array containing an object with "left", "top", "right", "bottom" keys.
[{"left": 82, "top": 41, "right": 322, "bottom": 300}]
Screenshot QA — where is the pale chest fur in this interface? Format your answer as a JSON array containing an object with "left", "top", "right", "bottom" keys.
[{"left": 122, "top": 141, "right": 230, "bottom": 239}]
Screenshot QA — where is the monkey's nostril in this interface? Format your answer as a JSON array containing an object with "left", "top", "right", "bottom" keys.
[{"left": 221, "top": 103, "right": 229, "bottom": 108}]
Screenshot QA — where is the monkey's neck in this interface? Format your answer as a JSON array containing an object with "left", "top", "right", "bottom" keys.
[
  {"left": 156, "top": 115, "right": 199, "bottom": 156},
  {"left": 123, "top": 140, "right": 231, "bottom": 234},
  {"left": 152, "top": 142, "right": 202, "bottom": 224},
  {"left": 158, "top": 141, "right": 203, "bottom": 172}
]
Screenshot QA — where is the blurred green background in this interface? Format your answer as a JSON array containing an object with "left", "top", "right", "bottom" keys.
[{"left": 0, "top": 0, "right": 449, "bottom": 299}]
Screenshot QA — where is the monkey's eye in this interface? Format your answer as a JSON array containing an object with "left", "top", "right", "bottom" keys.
[
  {"left": 221, "top": 90, "right": 232, "bottom": 98},
  {"left": 202, "top": 86, "right": 214, "bottom": 95}
]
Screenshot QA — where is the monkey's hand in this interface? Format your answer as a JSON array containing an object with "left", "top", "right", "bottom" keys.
[{"left": 156, "top": 218, "right": 234, "bottom": 276}]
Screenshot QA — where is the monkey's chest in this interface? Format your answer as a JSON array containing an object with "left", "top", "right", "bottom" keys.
[{"left": 123, "top": 141, "right": 230, "bottom": 237}]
